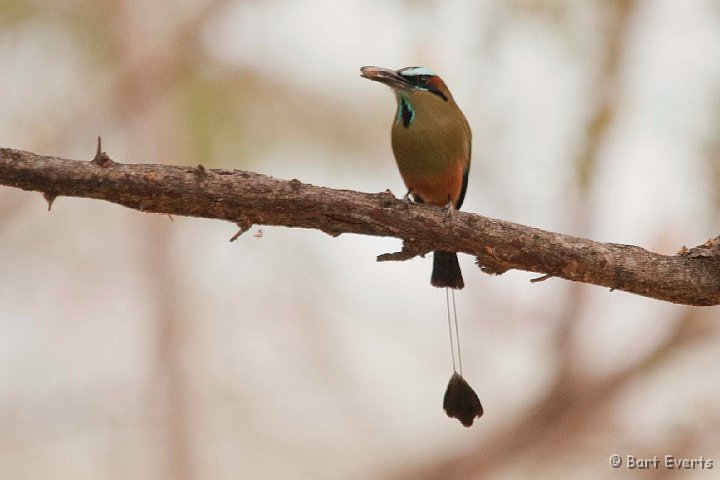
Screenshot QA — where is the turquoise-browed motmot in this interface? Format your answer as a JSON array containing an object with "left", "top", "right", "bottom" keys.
[
  {"left": 360, "top": 65, "right": 471, "bottom": 289},
  {"left": 361, "top": 66, "right": 482, "bottom": 427}
]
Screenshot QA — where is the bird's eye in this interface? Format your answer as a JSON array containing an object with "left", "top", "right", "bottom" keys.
[{"left": 417, "top": 76, "right": 430, "bottom": 87}]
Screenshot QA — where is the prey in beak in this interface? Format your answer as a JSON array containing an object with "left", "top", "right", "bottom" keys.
[{"left": 360, "top": 66, "right": 411, "bottom": 91}]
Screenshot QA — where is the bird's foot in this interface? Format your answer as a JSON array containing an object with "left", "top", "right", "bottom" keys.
[
  {"left": 403, "top": 191, "right": 413, "bottom": 211},
  {"left": 443, "top": 201, "right": 454, "bottom": 222}
]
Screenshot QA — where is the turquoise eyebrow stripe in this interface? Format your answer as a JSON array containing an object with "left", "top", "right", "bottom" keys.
[{"left": 400, "top": 66, "right": 437, "bottom": 77}]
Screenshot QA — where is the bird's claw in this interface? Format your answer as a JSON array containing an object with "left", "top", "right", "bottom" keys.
[
  {"left": 443, "top": 201, "right": 454, "bottom": 221},
  {"left": 402, "top": 191, "right": 413, "bottom": 210}
]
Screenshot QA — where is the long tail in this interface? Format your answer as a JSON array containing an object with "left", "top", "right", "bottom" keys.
[{"left": 431, "top": 251, "right": 464, "bottom": 289}]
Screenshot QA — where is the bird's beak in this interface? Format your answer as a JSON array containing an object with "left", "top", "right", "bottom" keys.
[{"left": 360, "top": 66, "right": 410, "bottom": 91}]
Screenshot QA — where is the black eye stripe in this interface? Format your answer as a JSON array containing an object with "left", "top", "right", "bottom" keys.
[
  {"left": 411, "top": 75, "right": 430, "bottom": 86},
  {"left": 399, "top": 73, "right": 448, "bottom": 101},
  {"left": 399, "top": 73, "right": 431, "bottom": 87}
]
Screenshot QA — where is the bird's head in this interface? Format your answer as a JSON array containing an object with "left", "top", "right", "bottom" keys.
[{"left": 360, "top": 66, "right": 453, "bottom": 103}]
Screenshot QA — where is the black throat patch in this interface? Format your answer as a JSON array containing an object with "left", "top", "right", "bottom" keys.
[{"left": 398, "top": 95, "right": 415, "bottom": 128}]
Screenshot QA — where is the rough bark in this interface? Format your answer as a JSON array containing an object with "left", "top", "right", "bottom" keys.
[{"left": 1, "top": 145, "right": 718, "bottom": 306}]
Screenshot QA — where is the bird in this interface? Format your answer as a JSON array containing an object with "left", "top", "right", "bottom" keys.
[
  {"left": 362, "top": 66, "right": 482, "bottom": 427},
  {"left": 360, "top": 65, "right": 471, "bottom": 289}
]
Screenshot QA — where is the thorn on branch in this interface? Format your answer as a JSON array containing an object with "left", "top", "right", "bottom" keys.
[
  {"left": 194, "top": 164, "right": 212, "bottom": 187},
  {"left": 377, "top": 240, "right": 428, "bottom": 262},
  {"left": 530, "top": 274, "right": 552, "bottom": 283},
  {"left": 476, "top": 246, "right": 510, "bottom": 275},
  {"left": 321, "top": 227, "right": 342, "bottom": 238},
  {"left": 379, "top": 189, "right": 396, "bottom": 208},
  {"left": 43, "top": 192, "right": 57, "bottom": 211},
  {"left": 229, "top": 217, "right": 253, "bottom": 242},
  {"left": 91, "top": 136, "right": 114, "bottom": 167},
  {"left": 289, "top": 178, "right": 302, "bottom": 192},
  {"left": 194, "top": 164, "right": 212, "bottom": 180},
  {"left": 680, "top": 236, "right": 720, "bottom": 258}
]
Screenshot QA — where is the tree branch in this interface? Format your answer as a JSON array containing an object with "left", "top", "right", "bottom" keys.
[{"left": 1, "top": 145, "right": 719, "bottom": 306}]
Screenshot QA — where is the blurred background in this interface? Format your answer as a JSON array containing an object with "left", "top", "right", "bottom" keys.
[{"left": 1, "top": 0, "right": 720, "bottom": 478}]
